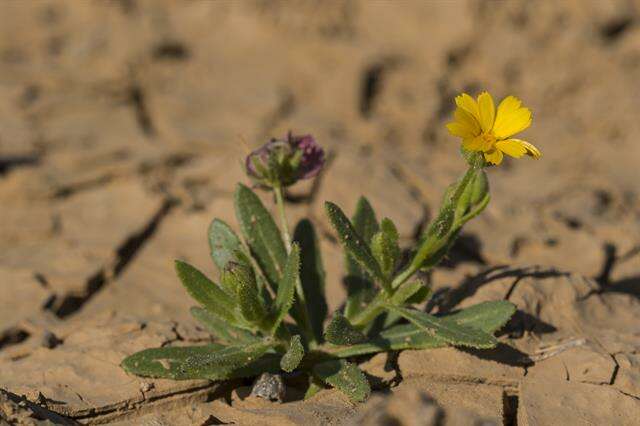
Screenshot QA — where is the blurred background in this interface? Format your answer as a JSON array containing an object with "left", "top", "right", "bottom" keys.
[{"left": 1, "top": 0, "right": 639, "bottom": 350}]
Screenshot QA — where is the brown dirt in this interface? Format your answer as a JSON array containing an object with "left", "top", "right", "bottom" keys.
[{"left": 1, "top": 1, "right": 639, "bottom": 425}]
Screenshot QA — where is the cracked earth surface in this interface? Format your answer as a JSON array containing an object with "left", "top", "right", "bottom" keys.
[{"left": 1, "top": 1, "right": 640, "bottom": 425}]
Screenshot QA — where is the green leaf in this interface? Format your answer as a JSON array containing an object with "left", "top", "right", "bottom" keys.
[
  {"left": 391, "top": 280, "right": 430, "bottom": 305},
  {"left": 234, "top": 184, "right": 287, "bottom": 287},
  {"left": 352, "top": 197, "right": 380, "bottom": 243},
  {"left": 293, "top": 219, "right": 327, "bottom": 343},
  {"left": 371, "top": 218, "right": 400, "bottom": 278},
  {"left": 333, "top": 323, "right": 445, "bottom": 357},
  {"left": 237, "top": 271, "right": 268, "bottom": 326},
  {"left": 334, "top": 301, "right": 515, "bottom": 358},
  {"left": 304, "top": 376, "right": 325, "bottom": 400},
  {"left": 175, "top": 260, "right": 237, "bottom": 324},
  {"left": 190, "top": 307, "right": 259, "bottom": 344},
  {"left": 280, "top": 335, "right": 304, "bottom": 372},
  {"left": 325, "top": 201, "right": 386, "bottom": 288},
  {"left": 324, "top": 313, "right": 367, "bottom": 345},
  {"left": 208, "top": 219, "right": 245, "bottom": 273},
  {"left": 270, "top": 244, "right": 300, "bottom": 334},
  {"left": 385, "top": 305, "right": 497, "bottom": 349},
  {"left": 312, "top": 359, "right": 371, "bottom": 402},
  {"left": 121, "top": 342, "right": 278, "bottom": 380},
  {"left": 343, "top": 197, "right": 379, "bottom": 319},
  {"left": 446, "top": 301, "right": 516, "bottom": 333}
]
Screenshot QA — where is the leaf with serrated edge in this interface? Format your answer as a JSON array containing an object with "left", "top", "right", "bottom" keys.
[
  {"left": 175, "top": 260, "right": 237, "bottom": 324},
  {"left": 234, "top": 184, "right": 287, "bottom": 287},
  {"left": 208, "top": 219, "right": 244, "bottom": 273},
  {"left": 325, "top": 313, "right": 367, "bottom": 345},
  {"left": 190, "top": 307, "right": 259, "bottom": 344},
  {"left": 280, "top": 335, "right": 304, "bottom": 372},
  {"left": 313, "top": 359, "right": 371, "bottom": 402},
  {"left": 270, "top": 244, "right": 300, "bottom": 334},
  {"left": 325, "top": 201, "right": 386, "bottom": 286},
  {"left": 121, "top": 342, "right": 278, "bottom": 380},
  {"left": 385, "top": 305, "right": 497, "bottom": 348}
]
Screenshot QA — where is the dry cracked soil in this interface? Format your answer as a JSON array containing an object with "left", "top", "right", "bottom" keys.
[{"left": 1, "top": 1, "right": 640, "bottom": 425}]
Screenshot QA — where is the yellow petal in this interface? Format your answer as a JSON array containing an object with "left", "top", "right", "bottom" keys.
[
  {"left": 455, "top": 93, "right": 480, "bottom": 122},
  {"left": 477, "top": 92, "right": 495, "bottom": 133},
  {"left": 462, "top": 137, "right": 484, "bottom": 151},
  {"left": 484, "top": 149, "right": 503, "bottom": 165},
  {"left": 446, "top": 122, "right": 475, "bottom": 139},
  {"left": 495, "top": 139, "right": 527, "bottom": 158},
  {"left": 493, "top": 97, "right": 532, "bottom": 139},
  {"left": 454, "top": 108, "right": 481, "bottom": 135},
  {"left": 512, "top": 138, "right": 542, "bottom": 158}
]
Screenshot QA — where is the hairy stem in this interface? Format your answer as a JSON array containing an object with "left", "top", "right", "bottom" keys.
[
  {"left": 274, "top": 185, "right": 292, "bottom": 252},
  {"left": 273, "top": 184, "right": 315, "bottom": 346},
  {"left": 392, "top": 154, "right": 483, "bottom": 289}
]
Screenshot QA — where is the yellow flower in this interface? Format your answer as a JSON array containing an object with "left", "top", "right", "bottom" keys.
[{"left": 446, "top": 92, "right": 541, "bottom": 165}]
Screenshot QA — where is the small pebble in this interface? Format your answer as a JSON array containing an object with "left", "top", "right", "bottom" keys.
[{"left": 250, "top": 373, "right": 285, "bottom": 402}]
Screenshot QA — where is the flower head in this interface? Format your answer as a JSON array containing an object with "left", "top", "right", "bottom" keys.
[
  {"left": 245, "top": 132, "right": 325, "bottom": 188},
  {"left": 446, "top": 92, "right": 541, "bottom": 165}
]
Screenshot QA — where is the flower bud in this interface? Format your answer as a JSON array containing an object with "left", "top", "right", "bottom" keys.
[
  {"left": 221, "top": 261, "right": 256, "bottom": 296},
  {"left": 244, "top": 132, "right": 325, "bottom": 188}
]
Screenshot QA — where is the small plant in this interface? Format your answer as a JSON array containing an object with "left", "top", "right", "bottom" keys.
[{"left": 122, "top": 92, "right": 541, "bottom": 402}]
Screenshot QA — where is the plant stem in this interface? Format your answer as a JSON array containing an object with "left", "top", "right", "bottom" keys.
[
  {"left": 391, "top": 155, "right": 482, "bottom": 289},
  {"left": 273, "top": 184, "right": 315, "bottom": 346},
  {"left": 274, "top": 185, "right": 292, "bottom": 252},
  {"left": 350, "top": 292, "right": 388, "bottom": 327}
]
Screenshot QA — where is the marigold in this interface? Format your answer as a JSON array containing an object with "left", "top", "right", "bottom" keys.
[{"left": 446, "top": 92, "right": 541, "bottom": 165}]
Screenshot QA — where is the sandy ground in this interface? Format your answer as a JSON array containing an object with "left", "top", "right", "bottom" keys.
[{"left": 1, "top": 1, "right": 640, "bottom": 424}]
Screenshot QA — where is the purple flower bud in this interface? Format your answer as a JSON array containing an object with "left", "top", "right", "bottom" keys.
[
  {"left": 245, "top": 139, "right": 278, "bottom": 179},
  {"left": 244, "top": 132, "right": 325, "bottom": 188},
  {"left": 287, "top": 133, "right": 325, "bottom": 180}
]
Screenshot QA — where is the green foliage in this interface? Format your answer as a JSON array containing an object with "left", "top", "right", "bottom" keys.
[
  {"left": 280, "top": 335, "right": 305, "bottom": 372},
  {"left": 123, "top": 151, "right": 516, "bottom": 404},
  {"left": 235, "top": 184, "right": 287, "bottom": 287},
  {"left": 325, "top": 201, "right": 388, "bottom": 290},
  {"left": 371, "top": 218, "right": 401, "bottom": 279},
  {"left": 325, "top": 313, "right": 367, "bottom": 345},
  {"left": 294, "top": 219, "right": 327, "bottom": 344},
  {"left": 190, "top": 307, "right": 259, "bottom": 344},
  {"left": 175, "top": 260, "right": 238, "bottom": 325},
  {"left": 343, "top": 197, "right": 379, "bottom": 320},
  {"left": 313, "top": 359, "right": 371, "bottom": 402},
  {"left": 386, "top": 305, "right": 497, "bottom": 349},
  {"left": 269, "top": 244, "right": 300, "bottom": 334},
  {"left": 208, "top": 219, "right": 245, "bottom": 273}
]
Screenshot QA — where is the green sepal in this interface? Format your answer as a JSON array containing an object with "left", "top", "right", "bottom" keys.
[
  {"left": 234, "top": 184, "right": 287, "bottom": 288},
  {"left": 324, "top": 313, "right": 367, "bottom": 346},
  {"left": 312, "top": 359, "right": 371, "bottom": 402},
  {"left": 280, "top": 335, "right": 304, "bottom": 372}
]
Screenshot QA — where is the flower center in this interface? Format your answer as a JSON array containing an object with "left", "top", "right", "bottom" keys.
[{"left": 479, "top": 132, "right": 497, "bottom": 151}]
